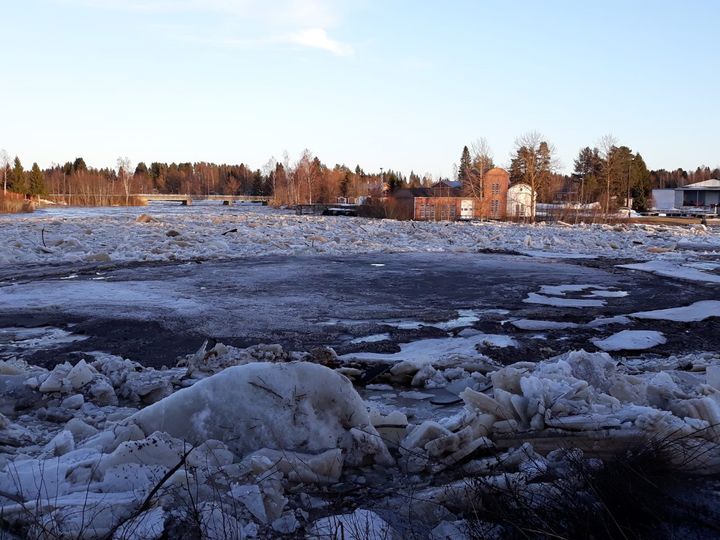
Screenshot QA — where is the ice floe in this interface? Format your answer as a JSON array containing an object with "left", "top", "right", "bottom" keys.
[
  {"left": 592, "top": 330, "right": 667, "bottom": 351},
  {"left": 630, "top": 300, "right": 720, "bottom": 322},
  {"left": 341, "top": 333, "right": 517, "bottom": 367},
  {"left": 619, "top": 261, "right": 720, "bottom": 283},
  {"left": 511, "top": 319, "right": 579, "bottom": 330},
  {"left": 523, "top": 292, "right": 606, "bottom": 308}
]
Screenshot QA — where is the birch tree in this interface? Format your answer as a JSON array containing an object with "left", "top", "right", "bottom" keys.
[
  {"left": 510, "top": 132, "right": 557, "bottom": 221},
  {"left": 0, "top": 149, "right": 9, "bottom": 194},
  {"left": 117, "top": 156, "right": 133, "bottom": 205}
]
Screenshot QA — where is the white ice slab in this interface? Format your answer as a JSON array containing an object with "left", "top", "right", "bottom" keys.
[
  {"left": 341, "top": 333, "right": 517, "bottom": 366},
  {"left": 511, "top": 319, "right": 579, "bottom": 330},
  {"left": 523, "top": 293, "right": 606, "bottom": 308},
  {"left": 592, "top": 330, "right": 667, "bottom": 351},
  {"left": 630, "top": 300, "right": 720, "bottom": 322},
  {"left": 350, "top": 333, "right": 391, "bottom": 344},
  {"left": 619, "top": 261, "right": 720, "bottom": 283}
]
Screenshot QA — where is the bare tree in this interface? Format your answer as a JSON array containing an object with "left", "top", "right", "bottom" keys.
[
  {"left": 117, "top": 156, "right": 133, "bottom": 205},
  {"left": 464, "top": 138, "right": 494, "bottom": 200},
  {"left": 0, "top": 149, "right": 9, "bottom": 194},
  {"left": 510, "top": 131, "right": 557, "bottom": 222},
  {"left": 598, "top": 134, "right": 618, "bottom": 215}
]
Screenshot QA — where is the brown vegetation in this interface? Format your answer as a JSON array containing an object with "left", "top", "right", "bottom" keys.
[{"left": 0, "top": 192, "right": 34, "bottom": 214}]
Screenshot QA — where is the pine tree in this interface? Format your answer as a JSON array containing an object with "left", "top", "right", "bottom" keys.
[
  {"left": 458, "top": 146, "right": 472, "bottom": 187},
  {"left": 28, "top": 163, "right": 46, "bottom": 196},
  {"left": 72, "top": 157, "right": 87, "bottom": 174},
  {"left": 631, "top": 153, "right": 651, "bottom": 211},
  {"left": 252, "top": 170, "right": 263, "bottom": 195},
  {"left": 10, "top": 157, "right": 27, "bottom": 194},
  {"left": 573, "top": 147, "right": 603, "bottom": 203}
]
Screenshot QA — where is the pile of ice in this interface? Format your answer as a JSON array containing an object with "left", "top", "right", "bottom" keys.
[
  {"left": 177, "top": 340, "right": 294, "bottom": 377},
  {"left": 2, "top": 205, "right": 719, "bottom": 268},
  {"left": 399, "top": 349, "right": 720, "bottom": 476},
  {"left": 3, "top": 343, "right": 720, "bottom": 538},
  {"left": 0, "top": 358, "right": 392, "bottom": 539}
]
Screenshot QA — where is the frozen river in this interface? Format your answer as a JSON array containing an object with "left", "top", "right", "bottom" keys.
[
  {"left": 1, "top": 201, "right": 718, "bottom": 368},
  {"left": 3, "top": 203, "right": 720, "bottom": 539}
]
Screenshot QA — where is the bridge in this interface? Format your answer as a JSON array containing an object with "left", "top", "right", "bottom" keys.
[{"left": 134, "top": 194, "right": 272, "bottom": 205}]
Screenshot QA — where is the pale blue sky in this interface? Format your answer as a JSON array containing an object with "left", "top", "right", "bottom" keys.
[{"left": 2, "top": 0, "right": 719, "bottom": 177}]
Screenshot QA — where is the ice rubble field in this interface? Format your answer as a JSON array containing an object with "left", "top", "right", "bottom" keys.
[
  {"left": 3, "top": 339, "right": 720, "bottom": 539},
  {"left": 2, "top": 205, "right": 720, "bottom": 272},
  {"left": 3, "top": 207, "right": 720, "bottom": 538}
]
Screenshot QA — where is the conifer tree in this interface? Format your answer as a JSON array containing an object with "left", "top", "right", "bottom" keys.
[
  {"left": 10, "top": 157, "right": 27, "bottom": 194},
  {"left": 28, "top": 162, "right": 46, "bottom": 196},
  {"left": 458, "top": 146, "right": 472, "bottom": 187}
]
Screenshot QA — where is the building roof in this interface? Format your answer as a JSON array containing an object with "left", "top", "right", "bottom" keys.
[
  {"left": 393, "top": 187, "right": 433, "bottom": 198},
  {"left": 508, "top": 182, "right": 533, "bottom": 191},
  {"left": 431, "top": 180, "right": 462, "bottom": 189},
  {"left": 485, "top": 167, "right": 510, "bottom": 176},
  {"left": 678, "top": 179, "right": 720, "bottom": 190}
]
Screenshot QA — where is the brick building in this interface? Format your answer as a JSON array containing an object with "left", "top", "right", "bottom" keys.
[{"left": 392, "top": 167, "right": 511, "bottom": 221}]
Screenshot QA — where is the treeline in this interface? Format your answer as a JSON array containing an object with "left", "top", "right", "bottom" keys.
[
  {"left": 2, "top": 139, "right": 718, "bottom": 210},
  {"left": 0, "top": 149, "right": 429, "bottom": 206},
  {"left": 457, "top": 133, "right": 719, "bottom": 213}
]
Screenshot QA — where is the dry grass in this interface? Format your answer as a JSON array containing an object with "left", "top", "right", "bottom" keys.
[
  {"left": 467, "top": 436, "right": 720, "bottom": 540},
  {"left": 0, "top": 193, "right": 34, "bottom": 214},
  {"left": 44, "top": 195, "right": 147, "bottom": 207}
]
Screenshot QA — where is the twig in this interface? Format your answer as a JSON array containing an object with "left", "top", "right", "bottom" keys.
[{"left": 103, "top": 446, "right": 193, "bottom": 540}]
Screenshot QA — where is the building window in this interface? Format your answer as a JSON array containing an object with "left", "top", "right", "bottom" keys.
[
  {"left": 491, "top": 199, "right": 499, "bottom": 216},
  {"left": 439, "top": 203, "right": 456, "bottom": 221},
  {"left": 491, "top": 183, "right": 500, "bottom": 195},
  {"left": 419, "top": 201, "right": 434, "bottom": 220}
]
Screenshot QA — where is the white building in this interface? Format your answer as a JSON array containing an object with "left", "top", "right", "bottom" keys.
[
  {"left": 652, "top": 179, "right": 720, "bottom": 214},
  {"left": 506, "top": 183, "right": 535, "bottom": 218},
  {"left": 651, "top": 189, "right": 675, "bottom": 211}
]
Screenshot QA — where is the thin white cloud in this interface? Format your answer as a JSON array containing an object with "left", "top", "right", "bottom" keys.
[
  {"left": 70, "top": 0, "right": 342, "bottom": 27},
  {"left": 283, "top": 28, "right": 353, "bottom": 56},
  {"left": 66, "top": 0, "right": 352, "bottom": 56}
]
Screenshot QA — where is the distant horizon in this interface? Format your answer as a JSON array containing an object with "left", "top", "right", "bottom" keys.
[{"left": 2, "top": 0, "right": 719, "bottom": 178}]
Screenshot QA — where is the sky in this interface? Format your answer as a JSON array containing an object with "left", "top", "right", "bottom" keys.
[{"left": 2, "top": 0, "right": 719, "bottom": 178}]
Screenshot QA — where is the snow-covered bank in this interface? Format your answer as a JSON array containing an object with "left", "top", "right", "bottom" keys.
[
  {"left": 3, "top": 341, "right": 720, "bottom": 538},
  {"left": 1, "top": 205, "right": 720, "bottom": 269}
]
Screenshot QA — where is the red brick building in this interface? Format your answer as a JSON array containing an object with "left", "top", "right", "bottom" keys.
[{"left": 391, "top": 168, "right": 511, "bottom": 221}]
